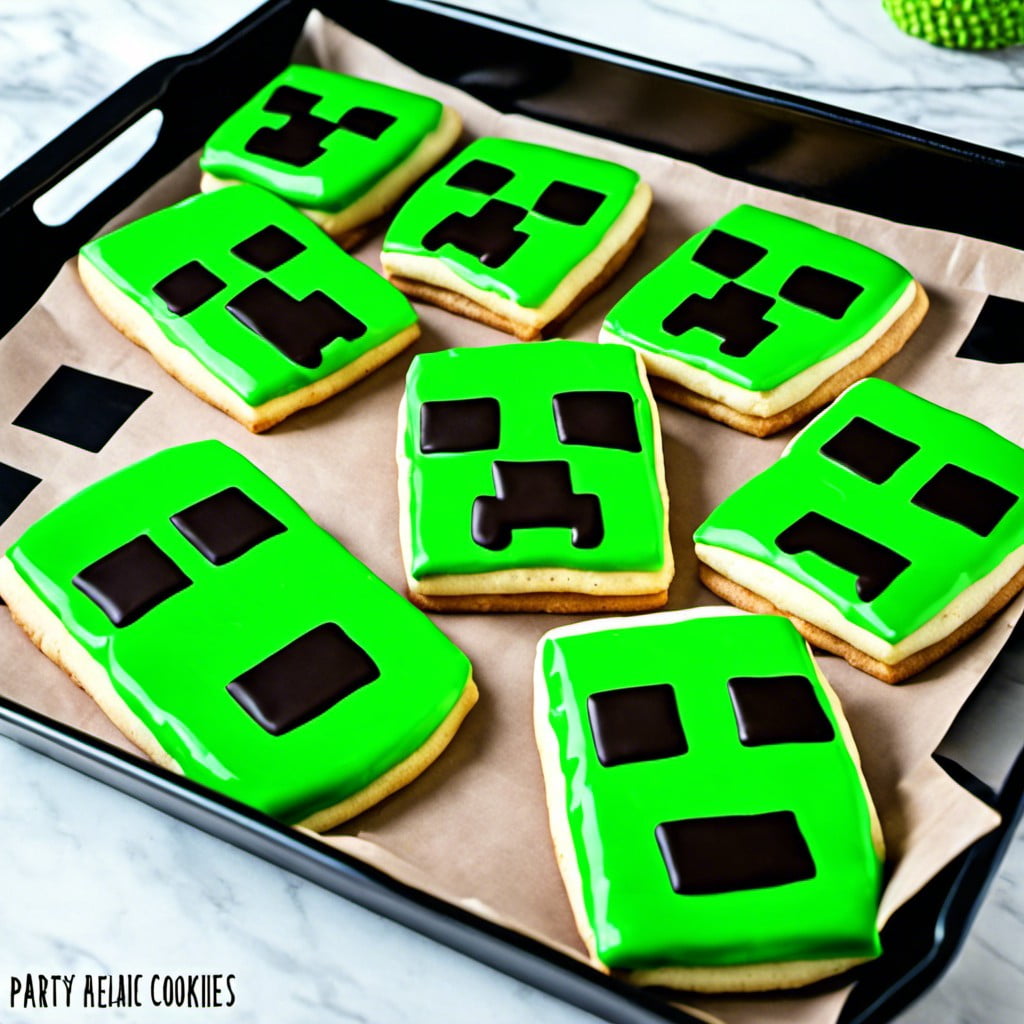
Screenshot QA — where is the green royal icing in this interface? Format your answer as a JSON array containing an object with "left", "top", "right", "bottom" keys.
[
  {"left": 403, "top": 341, "right": 666, "bottom": 580},
  {"left": 540, "top": 610, "right": 882, "bottom": 969},
  {"left": 603, "top": 204, "right": 913, "bottom": 392},
  {"left": 200, "top": 64, "right": 445, "bottom": 212},
  {"left": 695, "top": 378, "right": 1024, "bottom": 643},
  {"left": 382, "top": 137, "right": 641, "bottom": 309},
  {"left": 80, "top": 186, "right": 418, "bottom": 407},
  {"left": 6, "top": 440, "right": 470, "bottom": 824}
]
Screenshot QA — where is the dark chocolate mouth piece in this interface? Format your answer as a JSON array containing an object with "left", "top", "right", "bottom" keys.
[{"left": 471, "top": 460, "right": 603, "bottom": 550}]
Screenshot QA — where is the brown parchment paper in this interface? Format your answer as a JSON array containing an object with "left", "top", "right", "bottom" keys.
[{"left": 3, "top": 11, "right": 1024, "bottom": 1023}]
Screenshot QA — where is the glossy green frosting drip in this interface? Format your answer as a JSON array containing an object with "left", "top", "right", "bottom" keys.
[
  {"left": 382, "top": 137, "right": 641, "bottom": 308},
  {"left": 403, "top": 341, "right": 666, "bottom": 579},
  {"left": 199, "top": 64, "right": 444, "bottom": 212},
  {"left": 603, "top": 204, "right": 913, "bottom": 391},
  {"left": 695, "top": 378, "right": 1024, "bottom": 643},
  {"left": 80, "top": 186, "right": 417, "bottom": 406},
  {"left": 7, "top": 441, "right": 471, "bottom": 824},
  {"left": 540, "top": 610, "right": 882, "bottom": 969}
]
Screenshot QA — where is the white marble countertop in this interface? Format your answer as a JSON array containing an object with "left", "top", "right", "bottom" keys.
[{"left": 1, "top": 2, "right": 1022, "bottom": 1023}]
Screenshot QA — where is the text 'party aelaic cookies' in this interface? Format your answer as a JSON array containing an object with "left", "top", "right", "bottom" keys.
[
  {"left": 695, "top": 378, "right": 1024, "bottom": 681},
  {"left": 381, "top": 138, "right": 652, "bottom": 339},
  {"left": 79, "top": 185, "right": 420, "bottom": 432},
  {"left": 200, "top": 64, "right": 461, "bottom": 246},
  {"left": 397, "top": 340, "right": 673, "bottom": 611},
  {"left": 534, "top": 608, "right": 884, "bottom": 992},
  {"left": 601, "top": 205, "right": 928, "bottom": 436},
  {"left": 0, "top": 441, "right": 476, "bottom": 829}
]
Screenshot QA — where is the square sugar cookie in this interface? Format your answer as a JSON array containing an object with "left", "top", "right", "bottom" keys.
[
  {"left": 600, "top": 205, "right": 928, "bottom": 436},
  {"left": 397, "top": 340, "right": 673, "bottom": 611},
  {"left": 199, "top": 65, "right": 462, "bottom": 246},
  {"left": 79, "top": 185, "right": 420, "bottom": 432},
  {"left": 0, "top": 441, "right": 476, "bottom": 830},
  {"left": 534, "top": 608, "right": 884, "bottom": 992},
  {"left": 381, "top": 138, "right": 652, "bottom": 339},
  {"left": 695, "top": 378, "right": 1024, "bottom": 681}
]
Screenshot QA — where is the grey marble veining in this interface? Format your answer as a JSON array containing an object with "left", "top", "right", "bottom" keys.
[{"left": 1, "top": 2, "right": 1022, "bottom": 1023}]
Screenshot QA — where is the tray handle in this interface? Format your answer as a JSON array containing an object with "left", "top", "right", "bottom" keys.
[{"left": 0, "top": 0, "right": 310, "bottom": 340}]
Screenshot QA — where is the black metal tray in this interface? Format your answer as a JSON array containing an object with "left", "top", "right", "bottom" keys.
[{"left": 2, "top": 3, "right": 1023, "bottom": 1021}]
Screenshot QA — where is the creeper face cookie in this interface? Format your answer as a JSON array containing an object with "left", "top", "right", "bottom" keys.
[
  {"left": 534, "top": 608, "right": 884, "bottom": 991},
  {"left": 600, "top": 205, "right": 928, "bottom": 436},
  {"left": 79, "top": 185, "right": 420, "bottom": 432},
  {"left": 0, "top": 441, "right": 476, "bottom": 829},
  {"left": 398, "top": 340, "right": 673, "bottom": 612},
  {"left": 199, "top": 65, "right": 462, "bottom": 245},
  {"left": 380, "top": 138, "right": 652, "bottom": 340},
  {"left": 695, "top": 378, "right": 1024, "bottom": 682}
]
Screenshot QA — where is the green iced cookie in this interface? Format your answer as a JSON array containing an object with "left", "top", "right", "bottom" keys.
[
  {"left": 2, "top": 440, "right": 474, "bottom": 827},
  {"left": 400, "top": 340, "right": 671, "bottom": 607},
  {"left": 536, "top": 609, "right": 882, "bottom": 986},
  {"left": 695, "top": 378, "right": 1024, "bottom": 679},
  {"left": 80, "top": 185, "right": 419, "bottom": 429}
]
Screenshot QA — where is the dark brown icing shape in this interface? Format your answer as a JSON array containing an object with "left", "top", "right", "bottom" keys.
[
  {"left": 447, "top": 159, "right": 515, "bottom": 195},
  {"left": 420, "top": 397, "right": 500, "bottom": 454},
  {"left": 780, "top": 266, "right": 863, "bottom": 319},
  {"left": 533, "top": 181, "right": 605, "bottom": 226},
  {"left": 227, "top": 622, "right": 380, "bottom": 736},
  {"left": 663, "top": 281, "right": 778, "bottom": 358},
  {"left": 656, "top": 811, "right": 816, "bottom": 895},
  {"left": 553, "top": 391, "right": 641, "bottom": 452},
  {"left": 171, "top": 486, "right": 286, "bottom": 566},
  {"left": 230, "top": 226, "right": 306, "bottom": 272},
  {"left": 728, "top": 675, "right": 835, "bottom": 747},
  {"left": 422, "top": 199, "right": 529, "bottom": 269},
  {"left": 74, "top": 535, "right": 191, "bottom": 627},
  {"left": 912, "top": 463, "right": 1017, "bottom": 537},
  {"left": 692, "top": 229, "right": 767, "bottom": 279},
  {"left": 587, "top": 683, "right": 687, "bottom": 767},
  {"left": 472, "top": 460, "right": 603, "bottom": 551},
  {"left": 820, "top": 416, "right": 920, "bottom": 484},
  {"left": 153, "top": 260, "right": 226, "bottom": 316},
  {"left": 226, "top": 279, "right": 366, "bottom": 369},
  {"left": 776, "top": 511, "right": 910, "bottom": 602}
]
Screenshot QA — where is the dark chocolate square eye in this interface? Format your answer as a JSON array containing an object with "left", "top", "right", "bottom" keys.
[
  {"left": 420, "top": 397, "right": 500, "bottom": 454},
  {"left": 337, "top": 106, "right": 396, "bottom": 140},
  {"left": 447, "top": 160, "right": 515, "bottom": 195},
  {"left": 912, "top": 464, "right": 1017, "bottom": 537},
  {"left": 587, "top": 684, "right": 687, "bottom": 767},
  {"left": 153, "top": 260, "right": 226, "bottom": 315},
  {"left": 553, "top": 391, "right": 641, "bottom": 452},
  {"left": 656, "top": 812, "right": 816, "bottom": 895},
  {"left": 820, "top": 416, "right": 920, "bottom": 484},
  {"left": 74, "top": 535, "right": 191, "bottom": 628},
  {"left": 230, "top": 226, "right": 306, "bottom": 272},
  {"left": 728, "top": 675, "right": 834, "bottom": 747},
  {"left": 692, "top": 230, "right": 767, "bottom": 278},
  {"left": 780, "top": 266, "right": 863, "bottom": 319},
  {"left": 533, "top": 181, "right": 605, "bottom": 225},
  {"left": 227, "top": 623, "right": 380, "bottom": 736},
  {"left": 171, "top": 487, "right": 286, "bottom": 566}
]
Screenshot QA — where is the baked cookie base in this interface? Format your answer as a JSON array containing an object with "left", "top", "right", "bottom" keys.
[
  {"left": 648, "top": 281, "right": 929, "bottom": 437},
  {"left": 78, "top": 255, "right": 420, "bottom": 432},
  {"left": 387, "top": 213, "right": 649, "bottom": 341},
  {"left": 200, "top": 105, "right": 463, "bottom": 247},
  {"left": 409, "top": 588, "right": 668, "bottom": 614},
  {"left": 532, "top": 616, "right": 884, "bottom": 991},
  {"left": 0, "top": 555, "right": 476, "bottom": 831},
  {"left": 699, "top": 562, "right": 1024, "bottom": 684}
]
